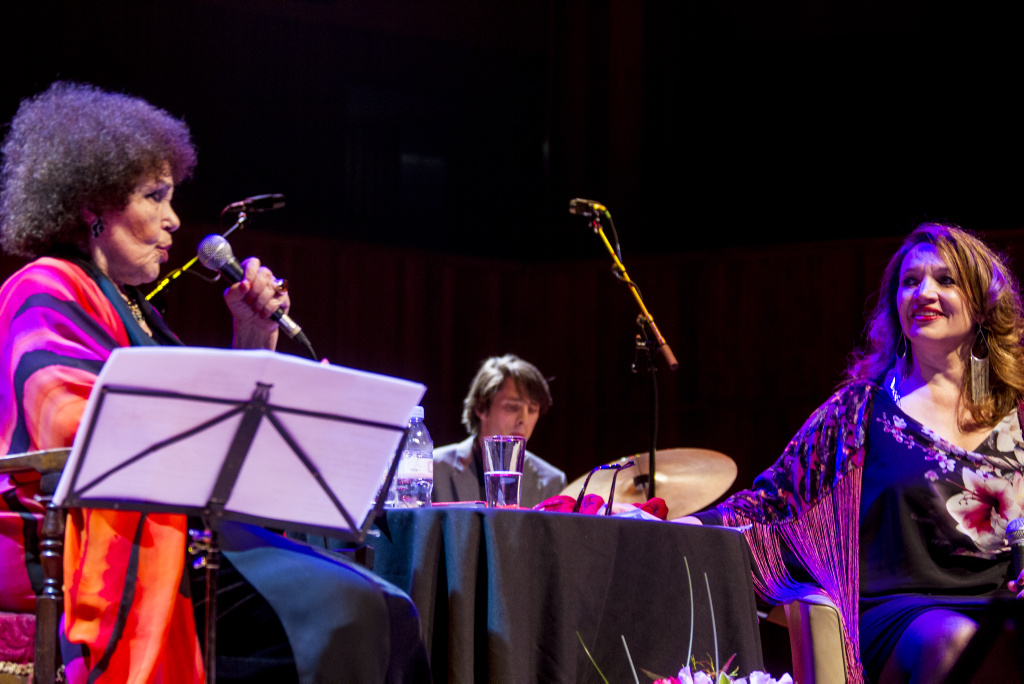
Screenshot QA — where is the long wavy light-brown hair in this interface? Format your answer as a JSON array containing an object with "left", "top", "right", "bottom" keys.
[{"left": 846, "top": 222, "right": 1024, "bottom": 428}]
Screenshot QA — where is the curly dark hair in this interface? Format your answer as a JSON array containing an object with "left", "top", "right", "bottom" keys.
[
  {"left": 846, "top": 222, "right": 1024, "bottom": 428},
  {"left": 0, "top": 82, "right": 196, "bottom": 258},
  {"left": 461, "top": 354, "right": 553, "bottom": 436}
]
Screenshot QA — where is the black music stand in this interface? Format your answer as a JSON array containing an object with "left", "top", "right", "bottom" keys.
[{"left": 53, "top": 347, "right": 425, "bottom": 683}]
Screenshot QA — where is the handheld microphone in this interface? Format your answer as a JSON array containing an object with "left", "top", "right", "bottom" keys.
[
  {"left": 220, "top": 193, "right": 286, "bottom": 216},
  {"left": 1008, "top": 518, "right": 1024, "bottom": 584},
  {"left": 197, "top": 234, "right": 303, "bottom": 340},
  {"left": 568, "top": 198, "right": 607, "bottom": 218}
]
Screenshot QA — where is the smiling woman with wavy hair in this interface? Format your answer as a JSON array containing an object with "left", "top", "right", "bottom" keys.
[
  {"left": 685, "top": 222, "right": 1024, "bottom": 683},
  {"left": 846, "top": 222, "right": 1024, "bottom": 429}
]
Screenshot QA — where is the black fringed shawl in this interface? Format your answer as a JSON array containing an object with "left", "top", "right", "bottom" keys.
[{"left": 706, "top": 382, "right": 875, "bottom": 683}]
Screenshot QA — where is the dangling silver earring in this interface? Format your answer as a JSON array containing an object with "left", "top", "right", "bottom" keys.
[
  {"left": 896, "top": 333, "right": 908, "bottom": 360},
  {"left": 90, "top": 217, "right": 104, "bottom": 238},
  {"left": 890, "top": 333, "right": 911, "bottom": 405},
  {"left": 896, "top": 332, "right": 912, "bottom": 380},
  {"left": 970, "top": 325, "right": 990, "bottom": 403}
]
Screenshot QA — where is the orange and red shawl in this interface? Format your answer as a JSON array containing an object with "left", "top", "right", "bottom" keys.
[{"left": 0, "top": 257, "right": 203, "bottom": 683}]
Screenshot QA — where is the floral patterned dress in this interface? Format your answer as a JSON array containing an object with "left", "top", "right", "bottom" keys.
[{"left": 858, "top": 387, "right": 1019, "bottom": 678}]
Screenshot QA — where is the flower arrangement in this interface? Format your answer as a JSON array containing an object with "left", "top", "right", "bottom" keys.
[
  {"left": 581, "top": 557, "right": 793, "bottom": 684},
  {"left": 651, "top": 663, "right": 792, "bottom": 684}
]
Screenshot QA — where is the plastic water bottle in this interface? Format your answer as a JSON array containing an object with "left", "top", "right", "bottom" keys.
[{"left": 393, "top": 406, "right": 433, "bottom": 507}]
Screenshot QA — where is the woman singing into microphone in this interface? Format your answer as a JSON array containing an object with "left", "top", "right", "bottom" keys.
[{"left": 0, "top": 82, "right": 427, "bottom": 683}]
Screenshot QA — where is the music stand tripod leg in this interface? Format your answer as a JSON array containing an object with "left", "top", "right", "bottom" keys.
[{"left": 189, "top": 520, "right": 221, "bottom": 684}]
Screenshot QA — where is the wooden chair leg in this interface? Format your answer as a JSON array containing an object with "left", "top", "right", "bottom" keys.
[{"left": 33, "top": 485, "right": 63, "bottom": 684}]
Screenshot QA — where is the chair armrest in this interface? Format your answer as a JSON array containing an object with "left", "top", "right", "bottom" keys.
[
  {"left": 0, "top": 449, "right": 71, "bottom": 478},
  {"left": 784, "top": 594, "right": 848, "bottom": 684}
]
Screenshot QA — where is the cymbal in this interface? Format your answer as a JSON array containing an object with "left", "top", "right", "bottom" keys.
[{"left": 559, "top": 448, "right": 737, "bottom": 517}]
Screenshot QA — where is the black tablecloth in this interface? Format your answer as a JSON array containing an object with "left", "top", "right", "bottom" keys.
[{"left": 372, "top": 508, "right": 764, "bottom": 683}]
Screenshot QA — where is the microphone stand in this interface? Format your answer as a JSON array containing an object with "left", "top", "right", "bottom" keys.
[
  {"left": 585, "top": 208, "right": 678, "bottom": 500},
  {"left": 147, "top": 195, "right": 284, "bottom": 304},
  {"left": 146, "top": 212, "right": 249, "bottom": 304},
  {"left": 632, "top": 317, "right": 661, "bottom": 500}
]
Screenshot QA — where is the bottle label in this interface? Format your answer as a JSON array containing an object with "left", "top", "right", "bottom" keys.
[{"left": 398, "top": 452, "right": 433, "bottom": 478}]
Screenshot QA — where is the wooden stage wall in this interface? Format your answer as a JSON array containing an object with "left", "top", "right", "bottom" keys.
[{"left": 6, "top": 228, "right": 1024, "bottom": 508}]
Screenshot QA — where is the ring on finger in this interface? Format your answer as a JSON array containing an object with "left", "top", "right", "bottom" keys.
[{"left": 273, "top": 278, "right": 288, "bottom": 294}]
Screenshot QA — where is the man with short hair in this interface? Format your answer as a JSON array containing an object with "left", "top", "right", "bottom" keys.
[{"left": 432, "top": 354, "right": 566, "bottom": 507}]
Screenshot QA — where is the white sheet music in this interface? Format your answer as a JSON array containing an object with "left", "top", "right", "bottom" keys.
[{"left": 54, "top": 347, "right": 426, "bottom": 534}]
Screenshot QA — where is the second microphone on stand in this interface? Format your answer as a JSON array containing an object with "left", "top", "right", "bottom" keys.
[{"left": 220, "top": 193, "right": 286, "bottom": 216}]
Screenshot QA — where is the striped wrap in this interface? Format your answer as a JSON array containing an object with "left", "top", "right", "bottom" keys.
[{"left": 0, "top": 257, "right": 203, "bottom": 683}]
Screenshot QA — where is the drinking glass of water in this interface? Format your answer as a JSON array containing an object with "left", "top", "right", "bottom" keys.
[{"left": 482, "top": 435, "right": 527, "bottom": 508}]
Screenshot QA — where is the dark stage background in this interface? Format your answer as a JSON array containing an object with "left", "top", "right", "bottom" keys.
[{"left": 3, "top": 1, "right": 1024, "bottom": 501}]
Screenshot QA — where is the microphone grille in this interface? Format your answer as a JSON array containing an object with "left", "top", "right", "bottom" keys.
[
  {"left": 568, "top": 198, "right": 606, "bottom": 218},
  {"left": 568, "top": 198, "right": 592, "bottom": 217},
  {"left": 197, "top": 234, "right": 234, "bottom": 271},
  {"left": 1008, "top": 517, "right": 1024, "bottom": 543}
]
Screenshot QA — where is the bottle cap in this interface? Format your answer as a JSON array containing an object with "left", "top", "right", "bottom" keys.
[{"left": 409, "top": 405, "right": 425, "bottom": 421}]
